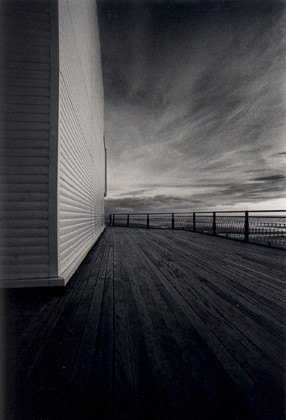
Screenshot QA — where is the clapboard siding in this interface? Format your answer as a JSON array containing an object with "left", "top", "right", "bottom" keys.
[
  {"left": 6, "top": 96, "right": 50, "bottom": 105},
  {"left": 1, "top": 193, "right": 49, "bottom": 203},
  {"left": 3, "top": 148, "right": 49, "bottom": 157},
  {"left": 7, "top": 36, "right": 51, "bottom": 47},
  {"left": 2, "top": 202, "right": 48, "bottom": 212},
  {"left": 6, "top": 105, "right": 50, "bottom": 115},
  {"left": 0, "top": 219, "right": 49, "bottom": 229},
  {"left": 7, "top": 62, "right": 50, "bottom": 72},
  {"left": 1, "top": 0, "right": 51, "bottom": 283},
  {"left": 1, "top": 0, "right": 105, "bottom": 286},
  {"left": 2, "top": 140, "right": 49, "bottom": 149},
  {"left": 6, "top": 79, "right": 50, "bottom": 89},
  {"left": 6, "top": 113, "right": 50, "bottom": 122},
  {"left": 7, "top": 70, "right": 50, "bottom": 80},
  {"left": 1, "top": 184, "right": 49, "bottom": 193},
  {"left": 2, "top": 175, "right": 49, "bottom": 184},
  {"left": 2, "top": 166, "right": 49, "bottom": 176},
  {"left": 58, "top": 0, "right": 105, "bottom": 280},
  {"left": 2, "top": 237, "right": 48, "bottom": 247},
  {"left": 0, "top": 246, "right": 49, "bottom": 256}
]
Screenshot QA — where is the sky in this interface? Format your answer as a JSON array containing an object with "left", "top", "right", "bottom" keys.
[{"left": 98, "top": 0, "right": 286, "bottom": 214}]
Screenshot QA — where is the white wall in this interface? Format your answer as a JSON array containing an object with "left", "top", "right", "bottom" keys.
[
  {"left": 1, "top": 0, "right": 105, "bottom": 287},
  {"left": 58, "top": 0, "right": 105, "bottom": 281}
]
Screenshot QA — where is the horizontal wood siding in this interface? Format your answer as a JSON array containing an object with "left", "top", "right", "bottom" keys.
[
  {"left": 1, "top": 0, "right": 51, "bottom": 283},
  {"left": 58, "top": 0, "right": 105, "bottom": 280}
]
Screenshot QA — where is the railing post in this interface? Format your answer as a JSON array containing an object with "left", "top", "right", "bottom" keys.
[
  {"left": 172, "top": 213, "right": 175, "bottom": 230},
  {"left": 109, "top": 214, "right": 112, "bottom": 225},
  {"left": 193, "top": 212, "right": 196, "bottom": 232},
  {"left": 213, "top": 212, "right": 216, "bottom": 235},
  {"left": 244, "top": 211, "right": 249, "bottom": 241},
  {"left": 147, "top": 213, "right": 149, "bottom": 229},
  {"left": 127, "top": 214, "right": 129, "bottom": 227}
]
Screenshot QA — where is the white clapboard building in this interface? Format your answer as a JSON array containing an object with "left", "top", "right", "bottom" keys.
[{"left": 1, "top": 0, "right": 106, "bottom": 287}]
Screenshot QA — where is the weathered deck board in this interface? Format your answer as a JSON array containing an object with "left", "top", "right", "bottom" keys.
[{"left": 3, "top": 227, "right": 285, "bottom": 420}]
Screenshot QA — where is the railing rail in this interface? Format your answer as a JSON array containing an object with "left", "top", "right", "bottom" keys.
[{"left": 108, "top": 210, "right": 286, "bottom": 248}]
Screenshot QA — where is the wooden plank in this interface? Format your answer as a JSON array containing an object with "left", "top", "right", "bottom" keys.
[
  {"left": 116, "top": 231, "right": 161, "bottom": 419},
  {"left": 122, "top": 234, "right": 180, "bottom": 419},
  {"left": 136, "top": 230, "right": 285, "bottom": 354},
  {"left": 126, "top": 228, "right": 285, "bottom": 419},
  {"left": 142, "top": 230, "right": 285, "bottom": 306},
  {"left": 7, "top": 234, "right": 106, "bottom": 417},
  {"left": 61, "top": 276, "right": 106, "bottom": 419},
  {"left": 87, "top": 233, "right": 115, "bottom": 419},
  {"left": 113, "top": 231, "right": 137, "bottom": 420},
  {"left": 161, "top": 265, "right": 284, "bottom": 404},
  {"left": 156, "top": 284, "right": 258, "bottom": 419},
  {"left": 142, "top": 231, "right": 285, "bottom": 326},
  {"left": 60, "top": 235, "right": 111, "bottom": 418},
  {"left": 126, "top": 239, "right": 193, "bottom": 418},
  {"left": 5, "top": 228, "right": 285, "bottom": 420},
  {"left": 4, "top": 290, "right": 60, "bottom": 375},
  {"left": 123, "top": 230, "right": 258, "bottom": 419},
  {"left": 35, "top": 238, "right": 109, "bottom": 418}
]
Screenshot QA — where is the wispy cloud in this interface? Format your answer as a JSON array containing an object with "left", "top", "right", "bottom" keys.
[{"left": 99, "top": 0, "right": 286, "bottom": 213}]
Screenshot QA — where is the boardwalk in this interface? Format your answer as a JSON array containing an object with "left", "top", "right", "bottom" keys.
[{"left": 3, "top": 227, "right": 285, "bottom": 420}]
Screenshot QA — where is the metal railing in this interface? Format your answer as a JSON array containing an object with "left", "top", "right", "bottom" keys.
[{"left": 108, "top": 210, "right": 286, "bottom": 248}]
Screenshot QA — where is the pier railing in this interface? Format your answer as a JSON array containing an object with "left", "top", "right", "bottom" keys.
[{"left": 108, "top": 210, "right": 286, "bottom": 247}]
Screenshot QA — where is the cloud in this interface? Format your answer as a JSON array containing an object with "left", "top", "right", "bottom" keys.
[
  {"left": 105, "top": 170, "right": 286, "bottom": 214},
  {"left": 99, "top": 0, "right": 286, "bottom": 212},
  {"left": 272, "top": 151, "right": 286, "bottom": 157},
  {"left": 105, "top": 194, "right": 204, "bottom": 214},
  {"left": 251, "top": 174, "right": 286, "bottom": 182},
  {"left": 118, "top": 189, "right": 150, "bottom": 197}
]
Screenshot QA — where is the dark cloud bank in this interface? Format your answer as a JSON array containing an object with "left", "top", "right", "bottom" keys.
[{"left": 98, "top": 0, "right": 286, "bottom": 213}]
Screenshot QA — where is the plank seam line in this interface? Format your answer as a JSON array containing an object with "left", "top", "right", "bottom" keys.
[{"left": 124, "top": 228, "right": 284, "bottom": 418}]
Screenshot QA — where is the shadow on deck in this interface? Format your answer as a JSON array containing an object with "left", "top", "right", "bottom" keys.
[{"left": 2, "top": 227, "right": 285, "bottom": 420}]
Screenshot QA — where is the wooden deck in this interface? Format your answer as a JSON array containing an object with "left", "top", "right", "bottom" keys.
[{"left": 2, "top": 227, "right": 285, "bottom": 420}]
